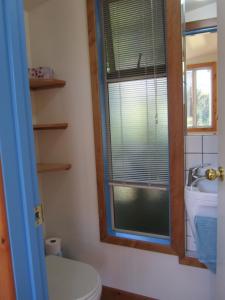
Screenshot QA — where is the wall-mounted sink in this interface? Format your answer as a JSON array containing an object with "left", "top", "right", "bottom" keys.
[
  {"left": 185, "top": 186, "right": 218, "bottom": 238},
  {"left": 195, "top": 178, "right": 218, "bottom": 193}
]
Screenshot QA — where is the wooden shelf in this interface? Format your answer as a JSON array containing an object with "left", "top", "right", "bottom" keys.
[
  {"left": 33, "top": 123, "right": 68, "bottom": 131},
  {"left": 30, "top": 79, "right": 66, "bottom": 90},
  {"left": 37, "top": 163, "right": 71, "bottom": 173}
]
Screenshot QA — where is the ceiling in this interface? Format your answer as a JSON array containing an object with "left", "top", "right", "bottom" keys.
[
  {"left": 185, "top": 0, "right": 216, "bottom": 12},
  {"left": 24, "top": 0, "right": 47, "bottom": 11},
  {"left": 186, "top": 32, "right": 217, "bottom": 63},
  {"left": 24, "top": 0, "right": 216, "bottom": 12}
]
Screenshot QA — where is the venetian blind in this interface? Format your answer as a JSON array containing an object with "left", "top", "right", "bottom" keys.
[{"left": 102, "top": 0, "right": 169, "bottom": 186}]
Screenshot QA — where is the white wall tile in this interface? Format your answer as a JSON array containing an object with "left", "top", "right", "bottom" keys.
[
  {"left": 203, "top": 154, "right": 218, "bottom": 167},
  {"left": 186, "top": 236, "right": 197, "bottom": 252},
  {"left": 186, "top": 220, "right": 194, "bottom": 236},
  {"left": 203, "top": 135, "right": 218, "bottom": 153},
  {"left": 186, "top": 135, "right": 202, "bottom": 153},
  {"left": 186, "top": 154, "right": 203, "bottom": 170}
]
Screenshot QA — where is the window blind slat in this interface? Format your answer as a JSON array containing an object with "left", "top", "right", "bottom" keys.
[
  {"left": 102, "top": 0, "right": 169, "bottom": 186},
  {"left": 103, "top": 0, "right": 166, "bottom": 79}
]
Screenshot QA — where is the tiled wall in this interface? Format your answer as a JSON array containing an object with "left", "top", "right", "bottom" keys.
[{"left": 185, "top": 134, "right": 218, "bottom": 255}]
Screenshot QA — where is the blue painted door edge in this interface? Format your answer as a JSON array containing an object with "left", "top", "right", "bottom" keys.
[{"left": 0, "top": 0, "right": 48, "bottom": 299}]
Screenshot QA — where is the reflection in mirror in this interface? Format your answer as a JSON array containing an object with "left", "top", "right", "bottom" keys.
[
  {"left": 187, "top": 65, "right": 213, "bottom": 128},
  {"left": 183, "top": 1, "right": 218, "bottom": 268},
  {"left": 186, "top": 32, "right": 217, "bottom": 132}
]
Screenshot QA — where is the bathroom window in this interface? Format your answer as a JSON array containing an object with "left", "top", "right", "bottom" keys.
[
  {"left": 187, "top": 63, "right": 217, "bottom": 132},
  {"left": 87, "top": 0, "right": 184, "bottom": 255}
]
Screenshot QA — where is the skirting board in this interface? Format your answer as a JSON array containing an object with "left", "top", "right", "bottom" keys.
[{"left": 101, "top": 286, "right": 158, "bottom": 300}]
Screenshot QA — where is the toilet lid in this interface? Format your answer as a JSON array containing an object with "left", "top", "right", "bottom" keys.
[{"left": 46, "top": 255, "right": 101, "bottom": 300}]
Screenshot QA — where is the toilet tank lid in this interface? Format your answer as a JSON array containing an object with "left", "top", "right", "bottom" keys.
[{"left": 46, "top": 255, "right": 101, "bottom": 300}]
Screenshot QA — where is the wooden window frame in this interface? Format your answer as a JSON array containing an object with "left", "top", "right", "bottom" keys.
[
  {"left": 187, "top": 62, "right": 217, "bottom": 133},
  {"left": 186, "top": 18, "right": 217, "bottom": 33},
  {"left": 87, "top": 0, "right": 184, "bottom": 256}
]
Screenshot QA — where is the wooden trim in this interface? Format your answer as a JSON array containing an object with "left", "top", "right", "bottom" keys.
[
  {"left": 37, "top": 163, "right": 72, "bottom": 173},
  {"left": 87, "top": 0, "right": 108, "bottom": 242},
  {"left": 33, "top": 123, "right": 68, "bottom": 130},
  {"left": 166, "top": 1, "right": 185, "bottom": 257},
  {"left": 0, "top": 161, "right": 16, "bottom": 300},
  {"left": 186, "top": 18, "right": 217, "bottom": 32},
  {"left": 187, "top": 62, "right": 218, "bottom": 133},
  {"left": 102, "top": 235, "right": 175, "bottom": 255},
  {"left": 30, "top": 79, "right": 66, "bottom": 90},
  {"left": 87, "top": 0, "right": 184, "bottom": 256},
  {"left": 101, "top": 286, "right": 158, "bottom": 300},
  {"left": 179, "top": 256, "right": 207, "bottom": 269}
]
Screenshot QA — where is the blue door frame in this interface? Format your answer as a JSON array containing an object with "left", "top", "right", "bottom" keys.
[{"left": 0, "top": 0, "right": 48, "bottom": 299}]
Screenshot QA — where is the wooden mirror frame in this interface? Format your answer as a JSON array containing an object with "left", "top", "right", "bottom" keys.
[
  {"left": 180, "top": 18, "right": 218, "bottom": 268},
  {"left": 87, "top": 0, "right": 185, "bottom": 257},
  {"left": 186, "top": 18, "right": 217, "bottom": 32}
]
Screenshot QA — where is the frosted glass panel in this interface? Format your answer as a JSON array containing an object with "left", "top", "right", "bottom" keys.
[{"left": 113, "top": 186, "right": 169, "bottom": 236}]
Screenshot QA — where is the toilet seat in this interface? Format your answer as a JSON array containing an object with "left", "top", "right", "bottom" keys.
[{"left": 46, "top": 255, "right": 102, "bottom": 300}]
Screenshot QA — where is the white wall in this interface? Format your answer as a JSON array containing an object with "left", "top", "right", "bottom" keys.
[
  {"left": 187, "top": 53, "right": 217, "bottom": 65},
  {"left": 24, "top": 0, "right": 48, "bottom": 11},
  {"left": 27, "top": 1, "right": 216, "bottom": 299},
  {"left": 185, "top": 3, "right": 217, "bottom": 22},
  {"left": 186, "top": 32, "right": 217, "bottom": 65}
]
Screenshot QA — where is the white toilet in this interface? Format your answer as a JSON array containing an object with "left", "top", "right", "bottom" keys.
[{"left": 46, "top": 255, "right": 102, "bottom": 300}]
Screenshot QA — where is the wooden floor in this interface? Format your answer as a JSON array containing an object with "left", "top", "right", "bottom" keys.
[{"left": 101, "top": 286, "right": 158, "bottom": 300}]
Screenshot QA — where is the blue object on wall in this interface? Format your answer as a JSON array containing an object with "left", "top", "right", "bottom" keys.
[
  {"left": 195, "top": 216, "right": 217, "bottom": 273},
  {"left": 184, "top": 27, "right": 217, "bottom": 36},
  {"left": 0, "top": 0, "right": 48, "bottom": 299}
]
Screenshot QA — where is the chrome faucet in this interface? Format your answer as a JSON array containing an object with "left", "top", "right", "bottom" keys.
[
  {"left": 187, "top": 165, "right": 224, "bottom": 187},
  {"left": 187, "top": 165, "right": 207, "bottom": 187}
]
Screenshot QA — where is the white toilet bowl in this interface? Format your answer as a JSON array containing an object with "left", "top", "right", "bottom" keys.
[{"left": 46, "top": 255, "right": 102, "bottom": 300}]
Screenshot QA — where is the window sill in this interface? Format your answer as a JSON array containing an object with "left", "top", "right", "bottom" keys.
[
  {"left": 187, "top": 131, "right": 217, "bottom": 136},
  {"left": 187, "top": 128, "right": 217, "bottom": 134},
  {"left": 101, "top": 232, "right": 208, "bottom": 271},
  {"left": 101, "top": 234, "right": 177, "bottom": 255},
  {"left": 179, "top": 256, "right": 207, "bottom": 269},
  {"left": 102, "top": 232, "right": 207, "bottom": 269}
]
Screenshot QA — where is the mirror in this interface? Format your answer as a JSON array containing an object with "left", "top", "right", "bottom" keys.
[
  {"left": 185, "top": 0, "right": 217, "bottom": 133},
  {"left": 183, "top": 0, "right": 218, "bottom": 260},
  {"left": 186, "top": 32, "right": 217, "bottom": 132}
]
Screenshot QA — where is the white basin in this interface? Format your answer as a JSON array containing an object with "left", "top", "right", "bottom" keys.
[
  {"left": 185, "top": 186, "right": 218, "bottom": 239},
  {"left": 197, "top": 179, "right": 218, "bottom": 194}
]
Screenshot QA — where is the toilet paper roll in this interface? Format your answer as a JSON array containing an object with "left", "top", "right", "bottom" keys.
[{"left": 45, "top": 237, "right": 62, "bottom": 256}]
